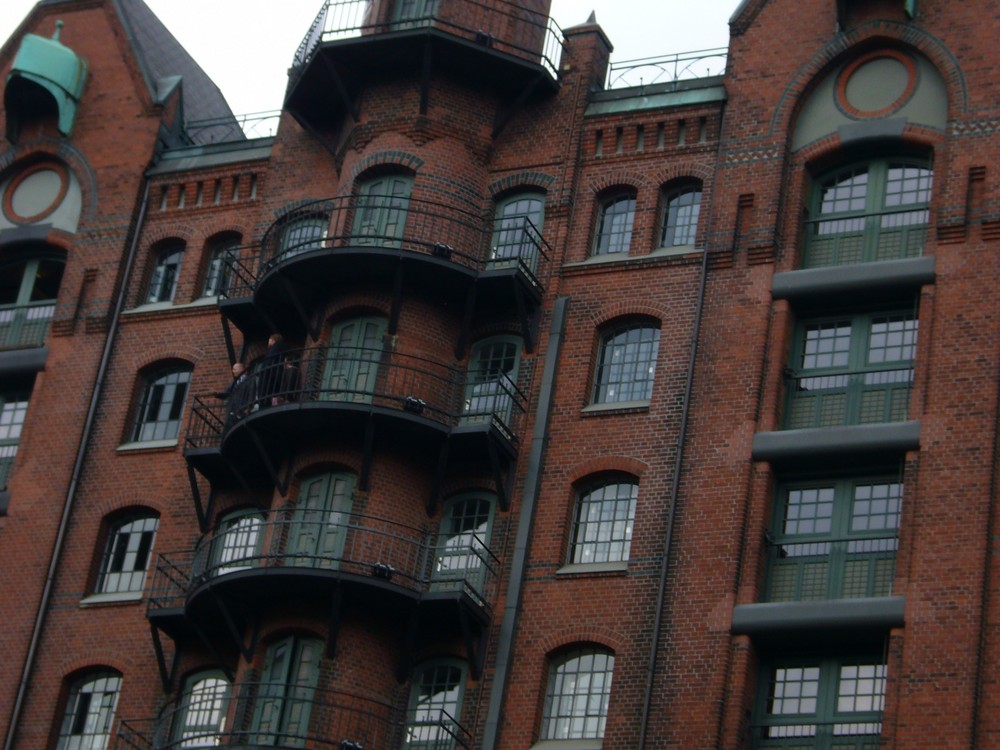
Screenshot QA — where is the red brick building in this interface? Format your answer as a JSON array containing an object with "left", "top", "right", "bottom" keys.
[{"left": 0, "top": 0, "right": 997, "bottom": 748}]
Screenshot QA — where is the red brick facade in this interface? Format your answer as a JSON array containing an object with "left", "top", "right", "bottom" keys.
[{"left": 0, "top": 1, "right": 998, "bottom": 749}]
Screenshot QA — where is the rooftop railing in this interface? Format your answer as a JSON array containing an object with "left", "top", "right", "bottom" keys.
[
  {"left": 117, "top": 684, "right": 472, "bottom": 750},
  {"left": 292, "top": 0, "right": 564, "bottom": 81},
  {"left": 184, "top": 110, "right": 283, "bottom": 143},
  {"left": 147, "top": 508, "right": 499, "bottom": 614},
  {"left": 606, "top": 47, "right": 728, "bottom": 89}
]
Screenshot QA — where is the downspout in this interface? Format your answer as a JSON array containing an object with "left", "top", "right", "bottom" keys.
[
  {"left": 483, "top": 295, "right": 569, "bottom": 750},
  {"left": 4, "top": 177, "right": 151, "bottom": 750},
  {"left": 638, "top": 246, "right": 710, "bottom": 750}
]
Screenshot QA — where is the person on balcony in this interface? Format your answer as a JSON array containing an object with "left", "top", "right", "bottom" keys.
[{"left": 215, "top": 361, "right": 250, "bottom": 422}]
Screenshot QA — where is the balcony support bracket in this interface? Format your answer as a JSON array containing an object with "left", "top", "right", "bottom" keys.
[
  {"left": 458, "top": 603, "right": 487, "bottom": 680},
  {"left": 397, "top": 606, "right": 420, "bottom": 683},
  {"left": 247, "top": 427, "right": 295, "bottom": 497},
  {"left": 280, "top": 274, "right": 320, "bottom": 341},
  {"left": 428, "top": 441, "right": 450, "bottom": 517},
  {"left": 211, "top": 592, "right": 260, "bottom": 663},
  {"left": 420, "top": 38, "right": 432, "bottom": 116},
  {"left": 320, "top": 52, "right": 360, "bottom": 122},
  {"left": 150, "top": 622, "right": 182, "bottom": 692},
  {"left": 187, "top": 464, "right": 215, "bottom": 534},
  {"left": 455, "top": 285, "right": 477, "bottom": 360},
  {"left": 188, "top": 619, "right": 236, "bottom": 683},
  {"left": 514, "top": 283, "right": 536, "bottom": 353},
  {"left": 326, "top": 583, "right": 344, "bottom": 658},
  {"left": 360, "top": 417, "right": 376, "bottom": 491},
  {"left": 492, "top": 71, "right": 546, "bottom": 139},
  {"left": 389, "top": 262, "right": 405, "bottom": 335},
  {"left": 488, "top": 439, "right": 510, "bottom": 512},
  {"left": 220, "top": 313, "right": 237, "bottom": 366}
]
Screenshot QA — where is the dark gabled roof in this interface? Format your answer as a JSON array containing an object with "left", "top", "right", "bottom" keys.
[{"left": 108, "top": 0, "right": 240, "bottom": 143}]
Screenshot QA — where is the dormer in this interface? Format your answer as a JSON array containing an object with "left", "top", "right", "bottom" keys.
[{"left": 4, "top": 21, "right": 88, "bottom": 143}]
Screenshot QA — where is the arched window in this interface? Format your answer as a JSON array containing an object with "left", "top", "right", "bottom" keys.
[
  {"left": 592, "top": 190, "right": 636, "bottom": 256},
  {"left": 251, "top": 635, "right": 323, "bottom": 745},
  {"left": 95, "top": 512, "right": 159, "bottom": 595},
  {"left": 172, "top": 670, "right": 232, "bottom": 748},
  {"left": 491, "top": 191, "right": 545, "bottom": 270},
  {"left": 205, "top": 508, "right": 265, "bottom": 577},
  {"left": 322, "top": 316, "right": 386, "bottom": 404},
  {"left": 131, "top": 363, "right": 192, "bottom": 442},
  {"left": 433, "top": 493, "right": 496, "bottom": 595},
  {"left": 277, "top": 213, "right": 327, "bottom": 258},
  {"left": 592, "top": 320, "right": 661, "bottom": 404},
  {"left": 286, "top": 472, "right": 356, "bottom": 568},
  {"left": 570, "top": 478, "right": 638, "bottom": 565},
  {"left": 541, "top": 647, "right": 615, "bottom": 742},
  {"left": 146, "top": 242, "right": 184, "bottom": 303},
  {"left": 406, "top": 660, "right": 467, "bottom": 749},
  {"left": 352, "top": 174, "right": 414, "bottom": 247},
  {"left": 201, "top": 233, "right": 241, "bottom": 297},
  {"left": 56, "top": 671, "right": 122, "bottom": 750},
  {"left": 0, "top": 253, "right": 64, "bottom": 348},
  {"left": 462, "top": 335, "right": 521, "bottom": 428},
  {"left": 659, "top": 183, "right": 702, "bottom": 248},
  {"left": 804, "top": 157, "right": 931, "bottom": 267}
]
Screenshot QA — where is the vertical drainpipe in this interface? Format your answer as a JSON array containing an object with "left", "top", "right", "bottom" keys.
[
  {"left": 638, "top": 245, "right": 710, "bottom": 750},
  {"left": 4, "top": 178, "right": 151, "bottom": 750},
  {"left": 482, "top": 295, "right": 569, "bottom": 750}
]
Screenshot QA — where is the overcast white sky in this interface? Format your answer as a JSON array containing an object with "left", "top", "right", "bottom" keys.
[{"left": 1, "top": 0, "right": 737, "bottom": 115}]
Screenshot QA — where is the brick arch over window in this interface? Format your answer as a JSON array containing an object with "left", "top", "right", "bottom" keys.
[
  {"left": 536, "top": 633, "right": 626, "bottom": 664},
  {"left": 568, "top": 458, "right": 648, "bottom": 486},
  {"left": 350, "top": 150, "right": 425, "bottom": 181},
  {"left": 587, "top": 170, "right": 653, "bottom": 195},
  {"left": 769, "top": 24, "right": 967, "bottom": 138},
  {"left": 488, "top": 171, "right": 555, "bottom": 198},
  {"left": 590, "top": 302, "right": 669, "bottom": 329}
]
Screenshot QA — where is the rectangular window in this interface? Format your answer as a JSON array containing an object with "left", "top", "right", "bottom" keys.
[
  {"left": 754, "top": 658, "right": 885, "bottom": 748},
  {"left": 785, "top": 311, "right": 916, "bottom": 429},
  {"left": 0, "top": 389, "right": 29, "bottom": 491},
  {"left": 766, "top": 477, "right": 901, "bottom": 601}
]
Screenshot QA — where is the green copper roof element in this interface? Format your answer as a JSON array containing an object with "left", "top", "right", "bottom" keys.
[{"left": 6, "top": 21, "right": 88, "bottom": 138}]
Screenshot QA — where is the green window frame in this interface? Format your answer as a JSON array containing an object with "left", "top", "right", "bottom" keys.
[
  {"left": 0, "top": 387, "right": 30, "bottom": 492},
  {"left": 146, "top": 243, "right": 184, "bottom": 303},
  {"left": 659, "top": 184, "right": 701, "bottom": 248},
  {"left": 251, "top": 635, "right": 323, "bottom": 748},
  {"left": 131, "top": 365, "right": 192, "bottom": 442},
  {"left": 96, "top": 513, "right": 159, "bottom": 595},
  {"left": 804, "top": 158, "right": 931, "bottom": 268},
  {"left": 57, "top": 671, "right": 122, "bottom": 750},
  {"left": 592, "top": 319, "right": 661, "bottom": 405},
  {"left": 172, "top": 669, "right": 232, "bottom": 748},
  {"left": 352, "top": 174, "right": 413, "bottom": 248},
  {"left": 491, "top": 192, "right": 545, "bottom": 271},
  {"left": 394, "top": 0, "right": 438, "bottom": 25},
  {"left": 753, "top": 657, "right": 886, "bottom": 749},
  {"left": 286, "top": 472, "right": 356, "bottom": 569},
  {"left": 541, "top": 647, "right": 615, "bottom": 742},
  {"left": 570, "top": 479, "right": 638, "bottom": 566},
  {"left": 462, "top": 335, "right": 521, "bottom": 429},
  {"left": 207, "top": 508, "right": 265, "bottom": 577},
  {"left": 433, "top": 493, "right": 495, "bottom": 595},
  {"left": 405, "top": 660, "right": 467, "bottom": 750},
  {"left": 592, "top": 190, "right": 636, "bottom": 257},
  {"left": 766, "top": 476, "right": 901, "bottom": 601},
  {"left": 784, "top": 310, "right": 917, "bottom": 429},
  {"left": 322, "top": 316, "right": 387, "bottom": 404},
  {"left": 0, "top": 254, "right": 63, "bottom": 349},
  {"left": 278, "top": 213, "right": 327, "bottom": 258},
  {"left": 202, "top": 234, "right": 240, "bottom": 297}
]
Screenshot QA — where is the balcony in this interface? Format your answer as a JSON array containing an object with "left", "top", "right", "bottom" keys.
[
  {"left": 783, "top": 366, "right": 913, "bottom": 430},
  {"left": 0, "top": 302, "right": 53, "bottom": 350},
  {"left": 183, "top": 346, "right": 526, "bottom": 490},
  {"left": 764, "top": 534, "right": 897, "bottom": 602},
  {"left": 802, "top": 206, "right": 927, "bottom": 269},
  {"left": 117, "top": 683, "right": 471, "bottom": 750},
  {"left": 219, "top": 195, "right": 550, "bottom": 344},
  {"left": 146, "top": 510, "right": 498, "bottom": 671},
  {"left": 749, "top": 721, "right": 882, "bottom": 750},
  {"left": 286, "top": 0, "right": 563, "bottom": 129}
]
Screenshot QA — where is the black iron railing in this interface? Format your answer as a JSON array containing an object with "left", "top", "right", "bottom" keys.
[
  {"left": 750, "top": 720, "right": 882, "bottom": 749},
  {"left": 184, "top": 346, "right": 527, "bottom": 451},
  {"left": 117, "top": 683, "right": 472, "bottom": 750},
  {"left": 803, "top": 206, "right": 928, "bottom": 268},
  {"left": 292, "top": 0, "right": 564, "bottom": 81},
  {"left": 147, "top": 509, "right": 499, "bottom": 614},
  {"left": 783, "top": 366, "right": 913, "bottom": 430},
  {"left": 220, "top": 193, "right": 550, "bottom": 299},
  {"left": 764, "top": 533, "right": 898, "bottom": 601},
  {"left": 606, "top": 47, "right": 728, "bottom": 89},
  {"left": 0, "top": 302, "right": 54, "bottom": 350}
]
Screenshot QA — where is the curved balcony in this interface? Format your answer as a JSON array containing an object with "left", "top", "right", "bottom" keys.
[
  {"left": 218, "top": 194, "right": 550, "bottom": 346},
  {"left": 286, "top": 0, "right": 563, "bottom": 131},
  {"left": 145, "top": 509, "right": 497, "bottom": 672},
  {"left": 117, "top": 683, "right": 472, "bottom": 750},
  {"left": 183, "top": 346, "right": 526, "bottom": 491}
]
